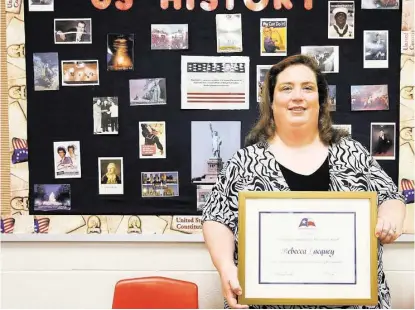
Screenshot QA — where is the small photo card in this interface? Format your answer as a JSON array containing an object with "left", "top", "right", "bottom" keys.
[
  {"left": 107, "top": 33, "right": 134, "bottom": 71},
  {"left": 362, "top": 0, "right": 399, "bottom": 9},
  {"left": 33, "top": 52, "right": 59, "bottom": 91},
  {"left": 332, "top": 124, "right": 352, "bottom": 135},
  {"left": 216, "top": 14, "right": 243, "bottom": 53},
  {"left": 301, "top": 46, "right": 339, "bottom": 73},
  {"left": 129, "top": 78, "right": 167, "bottom": 106},
  {"left": 53, "top": 141, "right": 81, "bottom": 179},
  {"left": 351, "top": 85, "right": 389, "bottom": 111},
  {"left": 197, "top": 184, "right": 213, "bottom": 211},
  {"left": 34, "top": 184, "right": 71, "bottom": 211},
  {"left": 61, "top": 60, "right": 99, "bottom": 86},
  {"left": 139, "top": 122, "right": 166, "bottom": 159},
  {"left": 54, "top": 18, "right": 92, "bottom": 44},
  {"left": 151, "top": 24, "right": 188, "bottom": 50},
  {"left": 328, "top": 85, "right": 336, "bottom": 111},
  {"left": 328, "top": 1, "right": 355, "bottom": 39},
  {"left": 141, "top": 171, "right": 179, "bottom": 198},
  {"left": 370, "top": 122, "right": 396, "bottom": 160},
  {"left": 98, "top": 157, "right": 124, "bottom": 195},
  {"left": 29, "top": 0, "right": 54, "bottom": 11},
  {"left": 364, "top": 30, "right": 388, "bottom": 68},
  {"left": 93, "top": 97, "right": 119, "bottom": 134},
  {"left": 260, "top": 18, "right": 287, "bottom": 56},
  {"left": 257, "top": 65, "right": 273, "bottom": 102}
]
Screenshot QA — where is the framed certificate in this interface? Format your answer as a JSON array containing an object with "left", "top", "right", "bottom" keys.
[{"left": 238, "top": 191, "right": 378, "bottom": 306}]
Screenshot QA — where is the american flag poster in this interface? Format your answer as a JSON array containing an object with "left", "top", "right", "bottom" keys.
[{"left": 181, "top": 56, "right": 249, "bottom": 110}]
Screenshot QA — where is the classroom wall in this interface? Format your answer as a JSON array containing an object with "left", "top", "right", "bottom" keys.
[{"left": 1, "top": 242, "right": 414, "bottom": 309}]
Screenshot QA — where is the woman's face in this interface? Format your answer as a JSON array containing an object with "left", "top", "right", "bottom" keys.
[{"left": 272, "top": 64, "right": 320, "bottom": 129}]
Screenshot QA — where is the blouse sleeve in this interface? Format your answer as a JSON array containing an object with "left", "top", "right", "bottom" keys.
[
  {"left": 201, "top": 157, "right": 241, "bottom": 235},
  {"left": 356, "top": 141, "right": 406, "bottom": 206}
]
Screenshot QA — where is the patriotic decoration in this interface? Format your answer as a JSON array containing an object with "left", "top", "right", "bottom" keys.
[
  {"left": 187, "top": 62, "right": 246, "bottom": 73},
  {"left": 401, "top": 178, "right": 414, "bottom": 204},
  {"left": 11, "top": 137, "right": 28, "bottom": 164},
  {"left": 1, "top": 217, "right": 15, "bottom": 234},
  {"left": 34, "top": 217, "right": 50, "bottom": 234},
  {"left": 299, "top": 217, "right": 316, "bottom": 228}
]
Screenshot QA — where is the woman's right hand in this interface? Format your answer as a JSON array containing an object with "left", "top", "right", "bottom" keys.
[{"left": 219, "top": 264, "right": 249, "bottom": 309}]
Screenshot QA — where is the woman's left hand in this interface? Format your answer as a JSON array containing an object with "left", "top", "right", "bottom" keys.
[{"left": 375, "top": 217, "right": 401, "bottom": 244}]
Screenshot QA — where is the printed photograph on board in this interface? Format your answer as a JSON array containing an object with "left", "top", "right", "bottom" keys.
[
  {"left": 93, "top": 97, "right": 119, "bottom": 134},
  {"left": 33, "top": 52, "right": 59, "bottom": 91},
  {"left": 53, "top": 141, "right": 81, "bottom": 179},
  {"left": 301, "top": 46, "right": 339, "bottom": 73},
  {"left": 54, "top": 18, "right": 91, "bottom": 44},
  {"left": 139, "top": 122, "right": 166, "bottom": 159},
  {"left": 29, "top": 0, "right": 54, "bottom": 11},
  {"left": 351, "top": 85, "right": 389, "bottom": 111},
  {"left": 328, "top": 85, "right": 336, "bottom": 111},
  {"left": 260, "top": 18, "right": 287, "bottom": 56},
  {"left": 328, "top": 1, "right": 355, "bottom": 39},
  {"left": 257, "top": 65, "right": 272, "bottom": 102},
  {"left": 216, "top": 14, "right": 243, "bottom": 53},
  {"left": 129, "top": 78, "right": 167, "bottom": 106},
  {"left": 362, "top": 0, "right": 399, "bottom": 9},
  {"left": 98, "top": 157, "right": 124, "bottom": 195},
  {"left": 364, "top": 30, "right": 388, "bottom": 68},
  {"left": 151, "top": 24, "right": 188, "bottom": 50},
  {"left": 370, "top": 122, "right": 396, "bottom": 160},
  {"left": 141, "top": 171, "right": 179, "bottom": 198},
  {"left": 34, "top": 184, "right": 71, "bottom": 211},
  {"left": 107, "top": 33, "right": 134, "bottom": 71},
  {"left": 191, "top": 121, "right": 241, "bottom": 184},
  {"left": 332, "top": 124, "right": 352, "bottom": 135},
  {"left": 197, "top": 184, "right": 213, "bottom": 211},
  {"left": 181, "top": 55, "right": 250, "bottom": 110},
  {"left": 61, "top": 60, "right": 99, "bottom": 86}
]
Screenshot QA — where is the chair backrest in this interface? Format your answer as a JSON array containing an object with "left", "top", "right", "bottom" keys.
[{"left": 112, "top": 276, "right": 199, "bottom": 309}]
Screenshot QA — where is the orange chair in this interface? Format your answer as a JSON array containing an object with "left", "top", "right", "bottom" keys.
[{"left": 112, "top": 276, "right": 199, "bottom": 309}]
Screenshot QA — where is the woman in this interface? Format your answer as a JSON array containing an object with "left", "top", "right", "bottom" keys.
[{"left": 201, "top": 54, "right": 406, "bottom": 309}]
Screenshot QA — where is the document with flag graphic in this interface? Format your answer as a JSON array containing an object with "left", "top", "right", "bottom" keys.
[
  {"left": 181, "top": 55, "right": 249, "bottom": 110},
  {"left": 237, "top": 191, "right": 378, "bottom": 306}
]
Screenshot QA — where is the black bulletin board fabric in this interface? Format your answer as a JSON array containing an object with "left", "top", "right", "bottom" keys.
[{"left": 26, "top": 0, "right": 402, "bottom": 215}]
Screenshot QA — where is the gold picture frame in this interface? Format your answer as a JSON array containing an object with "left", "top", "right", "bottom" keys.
[{"left": 238, "top": 191, "right": 378, "bottom": 306}]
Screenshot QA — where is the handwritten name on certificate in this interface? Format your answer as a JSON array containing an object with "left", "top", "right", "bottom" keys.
[{"left": 259, "top": 212, "right": 356, "bottom": 284}]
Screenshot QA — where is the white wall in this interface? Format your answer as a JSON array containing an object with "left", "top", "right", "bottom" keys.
[{"left": 0, "top": 241, "right": 414, "bottom": 309}]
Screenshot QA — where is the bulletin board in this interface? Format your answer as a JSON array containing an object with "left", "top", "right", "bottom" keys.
[{"left": 1, "top": 0, "right": 413, "bottom": 241}]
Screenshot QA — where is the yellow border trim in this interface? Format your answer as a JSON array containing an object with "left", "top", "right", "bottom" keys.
[{"left": 238, "top": 191, "right": 378, "bottom": 306}]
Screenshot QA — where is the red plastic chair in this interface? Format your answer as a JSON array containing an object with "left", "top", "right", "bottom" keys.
[{"left": 112, "top": 276, "right": 199, "bottom": 309}]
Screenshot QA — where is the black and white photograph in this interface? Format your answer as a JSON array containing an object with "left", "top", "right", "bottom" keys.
[
  {"left": 362, "top": 0, "right": 399, "bottom": 9},
  {"left": 29, "top": 0, "right": 54, "bottom": 11},
  {"left": 93, "top": 97, "right": 119, "bottom": 135},
  {"left": 332, "top": 124, "right": 352, "bottom": 135},
  {"left": 54, "top": 18, "right": 92, "bottom": 44},
  {"left": 61, "top": 60, "right": 99, "bottom": 86},
  {"left": 33, "top": 52, "right": 59, "bottom": 91},
  {"left": 216, "top": 14, "right": 243, "bottom": 53},
  {"left": 129, "top": 78, "right": 167, "bottom": 106},
  {"left": 364, "top": 30, "right": 388, "bottom": 68},
  {"left": 328, "top": 1, "right": 355, "bottom": 39},
  {"left": 370, "top": 122, "right": 396, "bottom": 160},
  {"left": 107, "top": 33, "right": 134, "bottom": 71},
  {"left": 257, "top": 65, "right": 272, "bottom": 102},
  {"left": 191, "top": 121, "right": 241, "bottom": 184},
  {"left": 328, "top": 85, "right": 336, "bottom": 111},
  {"left": 197, "top": 185, "right": 213, "bottom": 211},
  {"left": 151, "top": 24, "right": 188, "bottom": 50},
  {"left": 98, "top": 157, "right": 124, "bottom": 195},
  {"left": 53, "top": 141, "right": 81, "bottom": 179},
  {"left": 301, "top": 46, "right": 339, "bottom": 73}
]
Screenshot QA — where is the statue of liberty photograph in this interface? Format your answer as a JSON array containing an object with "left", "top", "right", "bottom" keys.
[{"left": 210, "top": 122, "right": 222, "bottom": 158}]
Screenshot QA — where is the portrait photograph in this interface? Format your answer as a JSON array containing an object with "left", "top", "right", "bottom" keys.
[
  {"left": 53, "top": 141, "right": 81, "bottom": 179},
  {"left": 364, "top": 30, "right": 389, "bottom": 68},
  {"left": 129, "top": 78, "right": 167, "bottom": 106},
  {"left": 370, "top": 122, "right": 396, "bottom": 160},
  {"left": 93, "top": 97, "right": 119, "bottom": 135},
  {"left": 33, "top": 52, "right": 59, "bottom": 91},
  {"left": 328, "top": 1, "right": 355, "bottom": 39},
  {"left": 351, "top": 85, "right": 389, "bottom": 111},
  {"left": 107, "top": 33, "right": 134, "bottom": 71},
  {"left": 151, "top": 24, "right": 188, "bottom": 50},
  {"left": 98, "top": 157, "right": 123, "bottom": 195},
  {"left": 301, "top": 46, "right": 339, "bottom": 73},
  {"left": 54, "top": 18, "right": 92, "bottom": 44},
  {"left": 29, "top": 0, "right": 54, "bottom": 11},
  {"left": 61, "top": 60, "right": 99, "bottom": 86}
]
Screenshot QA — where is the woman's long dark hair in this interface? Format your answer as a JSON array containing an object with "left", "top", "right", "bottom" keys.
[{"left": 245, "top": 54, "right": 348, "bottom": 147}]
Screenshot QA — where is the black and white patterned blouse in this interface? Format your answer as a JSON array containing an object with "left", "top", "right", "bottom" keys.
[{"left": 202, "top": 136, "right": 405, "bottom": 309}]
